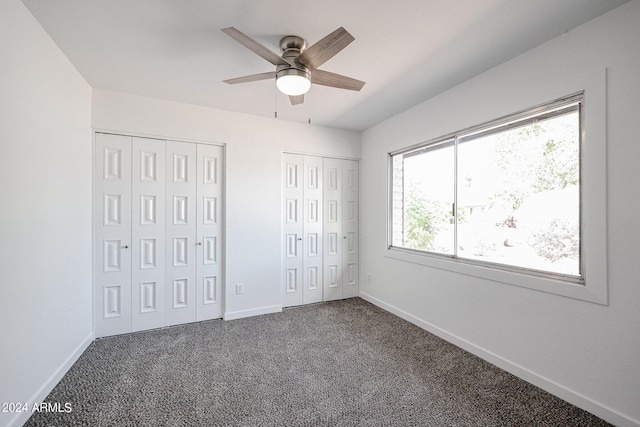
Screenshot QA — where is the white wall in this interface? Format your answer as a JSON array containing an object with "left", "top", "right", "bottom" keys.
[
  {"left": 4, "top": 0, "right": 635, "bottom": 425},
  {"left": 0, "top": 1, "right": 93, "bottom": 426},
  {"left": 360, "top": 1, "right": 640, "bottom": 426},
  {"left": 91, "top": 90, "right": 360, "bottom": 319}
]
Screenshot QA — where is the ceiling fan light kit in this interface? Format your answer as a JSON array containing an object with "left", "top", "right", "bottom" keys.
[
  {"left": 222, "top": 26, "right": 365, "bottom": 106},
  {"left": 276, "top": 67, "right": 311, "bottom": 96}
]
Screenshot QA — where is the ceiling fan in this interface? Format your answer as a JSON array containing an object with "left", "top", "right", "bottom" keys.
[{"left": 221, "top": 27, "right": 365, "bottom": 105}]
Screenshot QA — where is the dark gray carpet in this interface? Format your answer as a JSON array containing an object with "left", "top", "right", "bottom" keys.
[{"left": 25, "top": 298, "right": 610, "bottom": 426}]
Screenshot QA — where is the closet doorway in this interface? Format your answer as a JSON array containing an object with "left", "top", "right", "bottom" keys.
[
  {"left": 282, "top": 153, "right": 359, "bottom": 307},
  {"left": 94, "top": 132, "right": 224, "bottom": 337}
]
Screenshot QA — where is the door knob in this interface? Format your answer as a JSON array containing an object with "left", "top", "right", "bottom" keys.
[
  {"left": 196, "top": 242, "right": 203, "bottom": 246},
  {"left": 121, "top": 245, "right": 129, "bottom": 249}
]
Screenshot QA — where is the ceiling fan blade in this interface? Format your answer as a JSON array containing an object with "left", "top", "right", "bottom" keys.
[
  {"left": 289, "top": 95, "right": 304, "bottom": 105},
  {"left": 223, "top": 71, "right": 275, "bottom": 84},
  {"left": 311, "top": 69, "right": 365, "bottom": 91},
  {"left": 296, "top": 27, "right": 354, "bottom": 70},
  {"left": 221, "top": 27, "right": 288, "bottom": 66}
]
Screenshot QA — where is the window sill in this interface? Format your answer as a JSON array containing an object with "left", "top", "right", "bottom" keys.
[{"left": 385, "top": 246, "right": 606, "bottom": 305}]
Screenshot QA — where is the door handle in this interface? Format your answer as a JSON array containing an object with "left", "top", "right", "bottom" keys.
[
  {"left": 121, "top": 245, "right": 129, "bottom": 249},
  {"left": 297, "top": 238, "right": 302, "bottom": 241},
  {"left": 196, "top": 242, "right": 203, "bottom": 246}
]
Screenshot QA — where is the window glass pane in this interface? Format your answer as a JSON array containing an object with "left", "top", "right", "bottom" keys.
[
  {"left": 393, "top": 141, "right": 455, "bottom": 255},
  {"left": 456, "top": 110, "right": 580, "bottom": 275}
]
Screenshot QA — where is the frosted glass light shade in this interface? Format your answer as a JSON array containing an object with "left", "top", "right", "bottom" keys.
[{"left": 276, "top": 69, "right": 311, "bottom": 96}]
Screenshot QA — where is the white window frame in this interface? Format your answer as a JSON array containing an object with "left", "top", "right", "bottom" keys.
[{"left": 386, "top": 69, "right": 607, "bottom": 305}]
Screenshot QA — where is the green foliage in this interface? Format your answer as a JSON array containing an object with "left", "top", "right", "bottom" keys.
[
  {"left": 492, "top": 125, "right": 538, "bottom": 211},
  {"left": 403, "top": 185, "right": 450, "bottom": 250},
  {"left": 534, "top": 138, "right": 579, "bottom": 192},
  {"left": 493, "top": 117, "right": 579, "bottom": 212}
]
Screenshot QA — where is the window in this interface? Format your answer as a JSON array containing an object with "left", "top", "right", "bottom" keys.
[{"left": 390, "top": 94, "right": 583, "bottom": 282}]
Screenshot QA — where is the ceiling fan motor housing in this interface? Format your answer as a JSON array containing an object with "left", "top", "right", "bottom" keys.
[
  {"left": 278, "top": 36, "right": 310, "bottom": 73},
  {"left": 280, "top": 36, "right": 307, "bottom": 56}
]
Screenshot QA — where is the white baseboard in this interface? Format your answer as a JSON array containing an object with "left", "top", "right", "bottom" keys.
[
  {"left": 224, "top": 304, "right": 282, "bottom": 321},
  {"left": 359, "top": 292, "right": 639, "bottom": 427},
  {"left": 8, "top": 332, "right": 93, "bottom": 427}
]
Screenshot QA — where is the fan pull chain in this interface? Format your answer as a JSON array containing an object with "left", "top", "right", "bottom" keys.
[
  {"left": 307, "top": 88, "right": 311, "bottom": 124},
  {"left": 274, "top": 82, "right": 278, "bottom": 119}
]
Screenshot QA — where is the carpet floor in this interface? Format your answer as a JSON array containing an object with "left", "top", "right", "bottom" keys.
[{"left": 25, "top": 298, "right": 610, "bottom": 426}]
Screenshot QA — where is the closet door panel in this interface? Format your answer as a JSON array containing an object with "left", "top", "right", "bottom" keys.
[
  {"left": 165, "top": 141, "right": 197, "bottom": 326},
  {"left": 303, "top": 156, "right": 323, "bottom": 304},
  {"left": 95, "top": 133, "right": 132, "bottom": 337},
  {"left": 196, "top": 144, "right": 223, "bottom": 320},
  {"left": 342, "top": 160, "right": 359, "bottom": 298},
  {"left": 282, "top": 153, "right": 304, "bottom": 307},
  {"left": 323, "top": 158, "right": 343, "bottom": 301},
  {"left": 131, "top": 137, "right": 166, "bottom": 332}
]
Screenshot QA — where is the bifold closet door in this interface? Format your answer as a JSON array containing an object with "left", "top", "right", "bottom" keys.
[
  {"left": 282, "top": 154, "right": 304, "bottom": 307},
  {"left": 323, "top": 158, "right": 343, "bottom": 301},
  {"left": 195, "top": 144, "right": 223, "bottom": 320},
  {"left": 165, "top": 142, "right": 223, "bottom": 325},
  {"left": 282, "top": 154, "right": 357, "bottom": 307},
  {"left": 96, "top": 134, "right": 224, "bottom": 336},
  {"left": 302, "top": 155, "right": 324, "bottom": 304},
  {"left": 323, "top": 158, "right": 359, "bottom": 301},
  {"left": 131, "top": 137, "right": 166, "bottom": 332},
  {"left": 95, "top": 133, "right": 132, "bottom": 337},
  {"left": 282, "top": 154, "right": 324, "bottom": 307},
  {"left": 342, "top": 160, "right": 359, "bottom": 298},
  {"left": 165, "top": 141, "right": 198, "bottom": 326}
]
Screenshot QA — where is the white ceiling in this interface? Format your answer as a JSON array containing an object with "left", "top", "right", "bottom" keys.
[{"left": 23, "top": 0, "right": 628, "bottom": 131}]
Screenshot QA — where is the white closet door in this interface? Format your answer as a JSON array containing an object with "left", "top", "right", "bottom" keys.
[
  {"left": 196, "top": 144, "right": 223, "bottom": 320},
  {"left": 342, "top": 160, "right": 359, "bottom": 298},
  {"left": 282, "top": 154, "right": 304, "bottom": 307},
  {"left": 165, "top": 141, "right": 197, "bottom": 326},
  {"left": 323, "top": 158, "right": 343, "bottom": 301},
  {"left": 303, "top": 156, "right": 324, "bottom": 304},
  {"left": 131, "top": 137, "right": 166, "bottom": 332},
  {"left": 95, "top": 133, "right": 132, "bottom": 337}
]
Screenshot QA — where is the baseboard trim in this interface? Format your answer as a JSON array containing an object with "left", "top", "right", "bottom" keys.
[
  {"left": 224, "top": 304, "right": 282, "bottom": 321},
  {"left": 359, "top": 292, "right": 639, "bottom": 427},
  {"left": 9, "top": 332, "right": 94, "bottom": 427}
]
